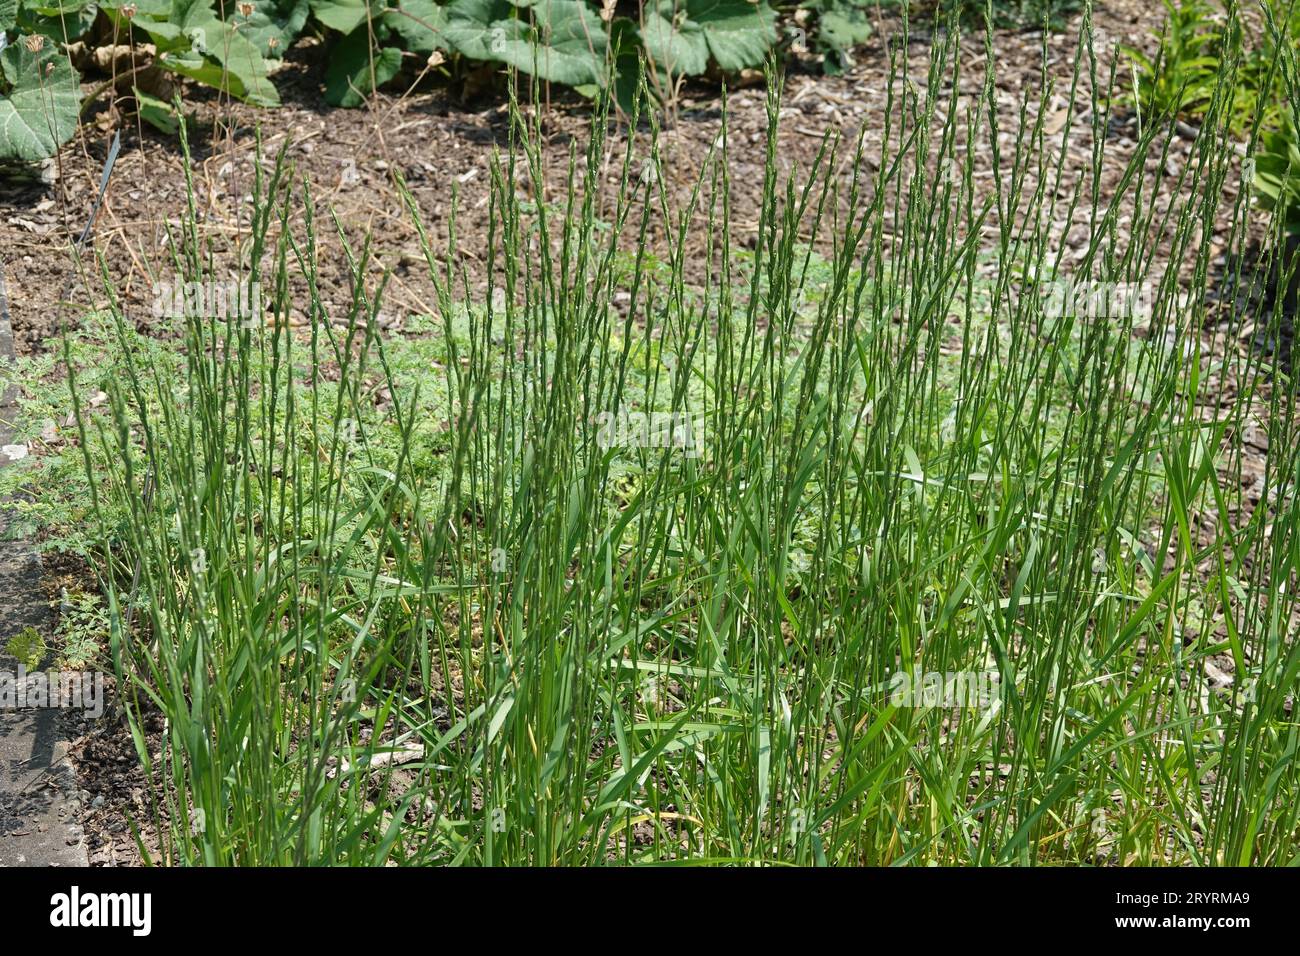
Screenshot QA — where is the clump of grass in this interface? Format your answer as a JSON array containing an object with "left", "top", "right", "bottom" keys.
[{"left": 54, "top": 11, "right": 1300, "bottom": 865}]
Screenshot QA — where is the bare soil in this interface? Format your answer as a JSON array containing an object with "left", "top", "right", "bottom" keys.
[{"left": 2, "top": 8, "right": 1180, "bottom": 354}]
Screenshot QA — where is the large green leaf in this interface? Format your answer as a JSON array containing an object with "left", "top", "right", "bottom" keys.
[
  {"left": 696, "top": 0, "right": 774, "bottom": 71},
  {"left": 324, "top": 27, "right": 402, "bottom": 106},
  {"left": 816, "top": 8, "right": 872, "bottom": 54},
  {"left": 18, "top": 0, "right": 98, "bottom": 11},
  {"left": 442, "top": 0, "right": 606, "bottom": 86},
  {"left": 1, "top": 0, "right": 18, "bottom": 31},
  {"left": 523, "top": 0, "right": 607, "bottom": 85},
  {"left": 233, "top": 0, "right": 310, "bottom": 59},
  {"left": 310, "top": 0, "right": 369, "bottom": 33},
  {"left": 806, "top": 1, "right": 871, "bottom": 73},
  {"left": 440, "top": 0, "right": 524, "bottom": 60},
  {"left": 16, "top": 1, "right": 100, "bottom": 44},
  {"left": 639, "top": 4, "right": 708, "bottom": 76},
  {"left": 0, "top": 41, "right": 82, "bottom": 162},
  {"left": 133, "top": 85, "right": 185, "bottom": 134},
  {"left": 641, "top": 0, "right": 776, "bottom": 76},
  {"left": 143, "top": 0, "right": 281, "bottom": 105},
  {"left": 156, "top": 48, "right": 278, "bottom": 104},
  {"left": 385, "top": 0, "right": 448, "bottom": 53},
  {"left": 101, "top": 0, "right": 185, "bottom": 42},
  {"left": 608, "top": 15, "right": 651, "bottom": 113},
  {"left": 99, "top": 0, "right": 168, "bottom": 11}
]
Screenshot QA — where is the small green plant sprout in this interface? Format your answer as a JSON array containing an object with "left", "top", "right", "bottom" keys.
[{"left": 4, "top": 626, "right": 47, "bottom": 670}]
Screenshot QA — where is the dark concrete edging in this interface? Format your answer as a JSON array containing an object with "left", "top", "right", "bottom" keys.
[{"left": 0, "top": 260, "right": 88, "bottom": 866}]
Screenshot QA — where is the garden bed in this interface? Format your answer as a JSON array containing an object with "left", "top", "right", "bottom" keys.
[{"left": 2, "top": 2, "right": 1298, "bottom": 867}]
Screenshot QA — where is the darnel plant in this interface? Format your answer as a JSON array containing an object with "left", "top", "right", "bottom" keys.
[{"left": 50, "top": 10, "right": 1300, "bottom": 864}]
